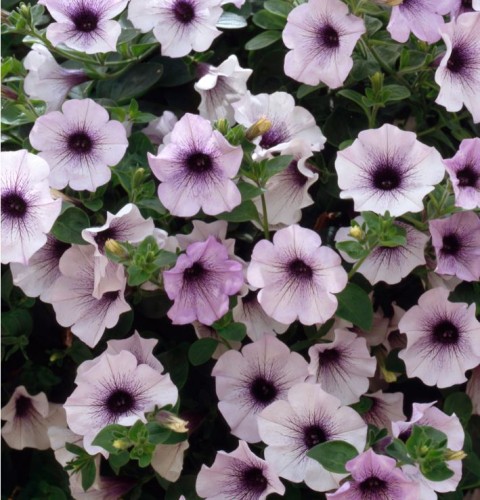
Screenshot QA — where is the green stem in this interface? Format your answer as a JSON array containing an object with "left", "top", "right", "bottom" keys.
[
  {"left": 400, "top": 214, "right": 428, "bottom": 231},
  {"left": 348, "top": 251, "right": 370, "bottom": 279},
  {"left": 369, "top": 105, "right": 379, "bottom": 128},
  {"left": 260, "top": 193, "right": 270, "bottom": 240}
]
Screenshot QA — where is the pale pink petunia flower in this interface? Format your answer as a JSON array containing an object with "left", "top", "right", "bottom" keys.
[
  {"left": 64, "top": 350, "right": 178, "bottom": 455},
  {"left": 327, "top": 448, "right": 419, "bottom": 500},
  {"left": 429, "top": 211, "right": 480, "bottom": 282},
  {"left": 148, "top": 113, "right": 243, "bottom": 217},
  {"left": 361, "top": 391, "right": 406, "bottom": 434},
  {"left": 50, "top": 244, "right": 131, "bottom": 348},
  {"left": 1, "top": 150, "right": 62, "bottom": 265},
  {"left": 247, "top": 225, "right": 348, "bottom": 325},
  {"left": 163, "top": 236, "right": 244, "bottom": 325},
  {"left": 192, "top": 322, "right": 241, "bottom": 359},
  {"left": 466, "top": 366, "right": 480, "bottom": 415},
  {"left": 142, "top": 111, "right": 178, "bottom": 145},
  {"left": 1, "top": 386, "right": 65, "bottom": 450},
  {"left": 39, "top": 0, "right": 128, "bottom": 54},
  {"left": 128, "top": 0, "right": 223, "bottom": 58},
  {"left": 23, "top": 44, "right": 89, "bottom": 112},
  {"left": 176, "top": 219, "right": 236, "bottom": 256},
  {"left": 196, "top": 440, "right": 285, "bottom": 499},
  {"left": 258, "top": 383, "right": 368, "bottom": 492},
  {"left": 387, "top": 0, "right": 455, "bottom": 44},
  {"left": 450, "top": 0, "right": 480, "bottom": 18},
  {"left": 48, "top": 425, "right": 90, "bottom": 466},
  {"left": 29, "top": 98, "right": 128, "bottom": 192},
  {"left": 195, "top": 55, "right": 253, "bottom": 124},
  {"left": 307, "top": 329, "right": 376, "bottom": 405},
  {"left": 283, "top": 0, "right": 365, "bottom": 88},
  {"left": 233, "top": 91, "right": 326, "bottom": 158},
  {"left": 213, "top": 334, "right": 308, "bottom": 443},
  {"left": 444, "top": 138, "right": 480, "bottom": 209},
  {"left": 69, "top": 474, "right": 134, "bottom": 500},
  {"left": 398, "top": 287, "right": 480, "bottom": 388},
  {"left": 335, "top": 123, "right": 445, "bottom": 216},
  {"left": 151, "top": 441, "right": 190, "bottom": 482},
  {"left": 435, "top": 12, "right": 480, "bottom": 123}
]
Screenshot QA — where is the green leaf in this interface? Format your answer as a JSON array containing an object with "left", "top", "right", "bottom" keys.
[
  {"left": 108, "top": 450, "right": 130, "bottom": 474},
  {"left": 383, "top": 84, "right": 411, "bottom": 103},
  {"left": 188, "top": 338, "right": 218, "bottom": 366},
  {"left": 443, "top": 392, "right": 472, "bottom": 426},
  {"left": 386, "top": 438, "right": 413, "bottom": 464},
  {"left": 146, "top": 422, "right": 172, "bottom": 445},
  {"left": 307, "top": 440, "right": 359, "bottom": 474},
  {"left": 81, "top": 459, "right": 97, "bottom": 492},
  {"left": 91, "top": 424, "right": 128, "bottom": 453},
  {"left": 335, "top": 283, "right": 373, "bottom": 331},
  {"left": 216, "top": 200, "right": 260, "bottom": 222},
  {"left": 336, "top": 241, "right": 367, "bottom": 260},
  {"left": 337, "top": 89, "right": 369, "bottom": 115},
  {"left": 264, "top": 0, "right": 292, "bottom": 17},
  {"left": 237, "top": 181, "right": 263, "bottom": 201},
  {"left": 350, "top": 396, "right": 373, "bottom": 415},
  {"left": 264, "top": 155, "right": 293, "bottom": 179},
  {"left": 253, "top": 10, "right": 286, "bottom": 30},
  {"left": 421, "top": 462, "right": 455, "bottom": 482},
  {"left": 217, "top": 322, "right": 246, "bottom": 342},
  {"left": 297, "top": 84, "right": 322, "bottom": 99},
  {"left": 51, "top": 207, "right": 90, "bottom": 244},
  {"left": 245, "top": 30, "right": 282, "bottom": 51}
]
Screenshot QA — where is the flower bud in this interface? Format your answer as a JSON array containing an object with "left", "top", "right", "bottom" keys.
[
  {"left": 444, "top": 450, "right": 467, "bottom": 461},
  {"left": 349, "top": 225, "right": 364, "bottom": 240},
  {"left": 372, "top": 0, "right": 403, "bottom": 6},
  {"left": 105, "top": 239, "right": 129, "bottom": 259},
  {"left": 245, "top": 117, "right": 272, "bottom": 141},
  {"left": 156, "top": 411, "right": 189, "bottom": 433},
  {"left": 112, "top": 439, "right": 130, "bottom": 450}
]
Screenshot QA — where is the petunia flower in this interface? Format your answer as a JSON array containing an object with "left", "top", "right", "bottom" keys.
[
  {"left": 48, "top": 425, "right": 90, "bottom": 466},
  {"left": 327, "top": 448, "right": 418, "bottom": 499},
  {"left": 466, "top": 366, "right": 480, "bottom": 415},
  {"left": 196, "top": 440, "right": 285, "bottom": 499},
  {"left": 233, "top": 91, "right": 326, "bottom": 157},
  {"left": 307, "top": 329, "right": 377, "bottom": 405},
  {"left": 450, "top": 0, "right": 480, "bottom": 18},
  {"left": 195, "top": 55, "right": 253, "bottom": 124},
  {"left": 435, "top": 12, "right": 480, "bottom": 123},
  {"left": 39, "top": 0, "right": 128, "bottom": 54},
  {"left": 148, "top": 113, "right": 243, "bottom": 217},
  {"left": 23, "top": 44, "right": 89, "bottom": 112},
  {"left": 361, "top": 391, "right": 406, "bottom": 434},
  {"left": 387, "top": 0, "right": 455, "bottom": 44},
  {"left": 64, "top": 350, "right": 178, "bottom": 455},
  {"left": 1, "top": 150, "right": 62, "bottom": 265},
  {"left": 444, "top": 138, "right": 480, "bottom": 209},
  {"left": 282, "top": 0, "right": 365, "bottom": 88},
  {"left": 176, "top": 219, "right": 236, "bottom": 256},
  {"left": 151, "top": 441, "right": 190, "bottom": 482},
  {"left": 163, "top": 236, "right": 244, "bottom": 325},
  {"left": 128, "top": 0, "right": 223, "bottom": 58},
  {"left": 429, "top": 211, "right": 480, "bottom": 282},
  {"left": 398, "top": 287, "right": 480, "bottom": 387},
  {"left": 29, "top": 98, "right": 128, "bottom": 192},
  {"left": 335, "top": 123, "right": 445, "bottom": 216},
  {"left": 212, "top": 334, "right": 308, "bottom": 442},
  {"left": 192, "top": 322, "right": 241, "bottom": 359},
  {"left": 247, "top": 225, "right": 348, "bottom": 325},
  {"left": 142, "top": 111, "right": 178, "bottom": 145},
  {"left": 258, "top": 383, "right": 368, "bottom": 492}
]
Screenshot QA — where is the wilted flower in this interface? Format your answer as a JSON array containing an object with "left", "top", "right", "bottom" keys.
[
  {"left": 1, "top": 150, "right": 62, "bottom": 265},
  {"left": 29, "top": 98, "right": 128, "bottom": 192},
  {"left": 282, "top": 0, "right": 365, "bottom": 88}
]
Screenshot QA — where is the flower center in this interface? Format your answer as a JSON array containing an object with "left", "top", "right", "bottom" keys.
[
  {"left": 461, "top": 0, "right": 471, "bottom": 6},
  {"left": 318, "top": 24, "right": 340, "bottom": 49},
  {"left": 359, "top": 476, "right": 388, "bottom": 494},
  {"left": 456, "top": 164, "right": 478, "bottom": 187},
  {"left": 94, "top": 227, "right": 118, "bottom": 252},
  {"left": 106, "top": 389, "right": 135, "bottom": 415},
  {"left": 103, "top": 290, "right": 120, "bottom": 302},
  {"left": 15, "top": 396, "right": 32, "bottom": 418},
  {"left": 52, "top": 239, "right": 70, "bottom": 259},
  {"left": 432, "top": 319, "right": 459, "bottom": 345},
  {"left": 242, "top": 290, "right": 258, "bottom": 305},
  {"left": 71, "top": 8, "right": 98, "bottom": 33},
  {"left": 287, "top": 161, "right": 308, "bottom": 187},
  {"left": 241, "top": 467, "right": 268, "bottom": 494},
  {"left": 173, "top": 0, "right": 195, "bottom": 24},
  {"left": 250, "top": 377, "right": 278, "bottom": 404},
  {"left": 447, "top": 46, "right": 467, "bottom": 74},
  {"left": 259, "top": 124, "right": 290, "bottom": 149},
  {"left": 2, "top": 192, "right": 28, "bottom": 218},
  {"left": 186, "top": 152, "right": 212, "bottom": 173},
  {"left": 318, "top": 348, "right": 341, "bottom": 366},
  {"left": 68, "top": 131, "right": 93, "bottom": 155},
  {"left": 399, "top": 428, "right": 412, "bottom": 442},
  {"left": 372, "top": 164, "right": 401, "bottom": 191},
  {"left": 288, "top": 258, "right": 313, "bottom": 279},
  {"left": 441, "top": 233, "right": 460, "bottom": 256},
  {"left": 303, "top": 424, "right": 327, "bottom": 449},
  {"left": 184, "top": 262, "right": 205, "bottom": 282}
]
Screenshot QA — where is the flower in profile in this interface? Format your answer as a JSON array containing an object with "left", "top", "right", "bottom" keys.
[
  {"left": 50, "top": 245, "right": 131, "bottom": 348},
  {"left": 387, "top": 0, "right": 453, "bottom": 43},
  {"left": 176, "top": 219, "right": 236, "bottom": 256},
  {"left": 148, "top": 113, "right": 243, "bottom": 216},
  {"left": 361, "top": 391, "right": 406, "bottom": 434},
  {"left": 429, "top": 211, "right": 480, "bottom": 282},
  {"left": 247, "top": 225, "right": 348, "bottom": 325},
  {"left": 335, "top": 124, "right": 445, "bottom": 216},
  {"left": 29, "top": 98, "right": 128, "bottom": 192},
  {"left": 142, "top": 111, "right": 178, "bottom": 145},
  {"left": 193, "top": 322, "right": 241, "bottom": 359},
  {"left": 1, "top": 150, "right": 62, "bottom": 265},
  {"left": 233, "top": 91, "right": 326, "bottom": 157},
  {"left": 151, "top": 441, "right": 190, "bottom": 482},
  {"left": 128, "top": 0, "right": 223, "bottom": 58},
  {"left": 23, "top": 44, "right": 89, "bottom": 111},
  {"left": 335, "top": 217, "right": 429, "bottom": 284},
  {"left": 282, "top": 0, "right": 365, "bottom": 88},
  {"left": 196, "top": 440, "right": 285, "bottom": 499},
  {"left": 10, "top": 235, "right": 70, "bottom": 303},
  {"left": 307, "top": 329, "right": 376, "bottom": 405},
  {"left": 398, "top": 287, "right": 480, "bottom": 387},
  {"left": 64, "top": 350, "right": 178, "bottom": 455},
  {"left": 39, "top": 0, "right": 128, "bottom": 54},
  {"left": 1, "top": 386, "right": 65, "bottom": 450},
  {"left": 212, "top": 335, "right": 308, "bottom": 442},
  {"left": 435, "top": 12, "right": 480, "bottom": 123},
  {"left": 163, "top": 236, "right": 244, "bottom": 325},
  {"left": 195, "top": 55, "right": 252, "bottom": 124},
  {"left": 327, "top": 449, "right": 418, "bottom": 499},
  {"left": 258, "top": 383, "right": 368, "bottom": 492},
  {"left": 444, "top": 138, "right": 480, "bottom": 209}
]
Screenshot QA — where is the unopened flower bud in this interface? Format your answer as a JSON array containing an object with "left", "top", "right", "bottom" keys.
[
  {"left": 156, "top": 411, "right": 189, "bottom": 433},
  {"left": 112, "top": 439, "right": 130, "bottom": 450},
  {"left": 49, "top": 352, "right": 62, "bottom": 363},
  {"left": 349, "top": 225, "right": 364, "bottom": 240},
  {"left": 215, "top": 118, "right": 229, "bottom": 136},
  {"left": 245, "top": 117, "right": 272, "bottom": 141},
  {"left": 132, "top": 168, "right": 145, "bottom": 189},
  {"left": 444, "top": 450, "right": 467, "bottom": 461},
  {"left": 105, "top": 239, "right": 129, "bottom": 259},
  {"left": 372, "top": 0, "right": 403, "bottom": 6}
]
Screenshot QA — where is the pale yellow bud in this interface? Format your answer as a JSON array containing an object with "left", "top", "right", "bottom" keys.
[
  {"left": 156, "top": 411, "right": 189, "bottom": 433},
  {"left": 104, "top": 239, "right": 128, "bottom": 259},
  {"left": 112, "top": 439, "right": 130, "bottom": 450},
  {"left": 349, "top": 226, "right": 364, "bottom": 240},
  {"left": 372, "top": 0, "right": 403, "bottom": 6},
  {"left": 245, "top": 117, "right": 272, "bottom": 141},
  {"left": 444, "top": 450, "right": 467, "bottom": 461}
]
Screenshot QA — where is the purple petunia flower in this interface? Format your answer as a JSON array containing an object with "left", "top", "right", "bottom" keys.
[
  {"left": 39, "top": 0, "right": 128, "bottom": 54},
  {"left": 148, "top": 113, "right": 243, "bottom": 217},
  {"left": 429, "top": 211, "right": 480, "bottom": 282},
  {"left": 450, "top": 0, "right": 480, "bottom": 18},
  {"left": 282, "top": 0, "right": 365, "bottom": 88},
  {"left": 247, "top": 225, "right": 348, "bottom": 325},
  {"left": 29, "top": 98, "right": 128, "bottom": 192},
  {"left": 1, "top": 150, "right": 62, "bottom": 265},
  {"left": 435, "top": 12, "right": 480, "bottom": 123},
  {"left": 163, "top": 236, "right": 244, "bottom": 325},
  {"left": 398, "top": 287, "right": 480, "bottom": 387},
  {"left": 335, "top": 124, "right": 445, "bottom": 216},
  {"left": 444, "top": 138, "right": 480, "bottom": 209}
]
